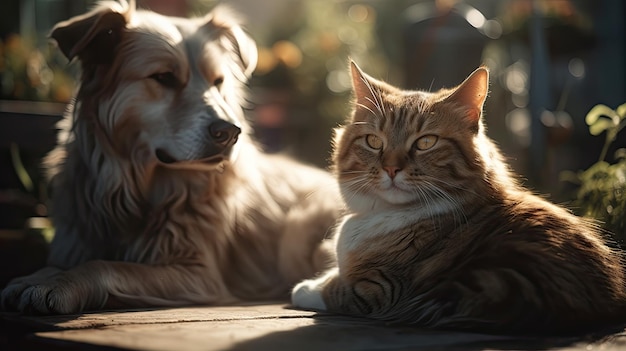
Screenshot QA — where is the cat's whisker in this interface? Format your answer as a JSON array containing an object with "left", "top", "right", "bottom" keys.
[
  {"left": 364, "top": 96, "right": 385, "bottom": 117},
  {"left": 339, "top": 170, "right": 370, "bottom": 175},
  {"left": 357, "top": 102, "right": 380, "bottom": 119},
  {"left": 350, "top": 121, "right": 375, "bottom": 127},
  {"left": 421, "top": 183, "right": 459, "bottom": 213},
  {"left": 416, "top": 98, "right": 432, "bottom": 116},
  {"left": 407, "top": 184, "right": 434, "bottom": 225},
  {"left": 341, "top": 176, "right": 367, "bottom": 186},
  {"left": 342, "top": 176, "right": 371, "bottom": 195},
  {"left": 423, "top": 176, "right": 483, "bottom": 199},
  {"left": 421, "top": 181, "right": 468, "bottom": 226},
  {"left": 415, "top": 182, "right": 454, "bottom": 228},
  {"left": 342, "top": 177, "right": 379, "bottom": 209},
  {"left": 415, "top": 188, "right": 436, "bottom": 227},
  {"left": 338, "top": 171, "right": 372, "bottom": 196},
  {"left": 414, "top": 185, "right": 444, "bottom": 232},
  {"left": 360, "top": 76, "right": 386, "bottom": 116}
]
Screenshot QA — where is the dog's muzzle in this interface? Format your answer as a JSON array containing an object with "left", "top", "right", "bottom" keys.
[{"left": 156, "top": 120, "right": 241, "bottom": 166}]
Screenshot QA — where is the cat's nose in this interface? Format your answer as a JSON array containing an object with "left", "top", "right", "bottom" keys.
[
  {"left": 209, "top": 120, "right": 241, "bottom": 147},
  {"left": 384, "top": 166, "right": 401, "bottom": 179}
]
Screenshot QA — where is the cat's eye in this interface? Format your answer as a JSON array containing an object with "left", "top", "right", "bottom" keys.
[
  {"left": 414, "top": 135, "right": 438, "bottom": 150},
  {"left": 365, "top": 134, "right": 383, "bottom": 149},
  {"left": 149, "top": 72, "right": 179, "bottom": 88}
]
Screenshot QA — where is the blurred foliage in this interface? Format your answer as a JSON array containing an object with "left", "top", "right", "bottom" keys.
[
  {"left": 245, "top": 1, "right": 392, "bottom": 165},
  {"left": 0, "top": 34, "right": 74, "bottom": 102},
  {"left": 563, "top": 103, "right": 626, "bottom": 244}
]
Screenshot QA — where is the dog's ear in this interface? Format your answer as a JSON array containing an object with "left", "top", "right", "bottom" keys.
[
  {"left": 50, "top": 3, "right": 132, "bottom": 64},
  {"left": 206, "top": 7, "right": 258, "bottom": 79},
  {"left": 226, "top": 25, "right": 258, "bottom": 78}
]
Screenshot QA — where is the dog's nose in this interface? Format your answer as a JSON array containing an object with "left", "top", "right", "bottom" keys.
[{"left": 209, "top": 120, "right": 241, "bottom": 146}]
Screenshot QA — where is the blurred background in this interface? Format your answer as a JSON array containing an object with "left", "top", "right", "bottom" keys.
[{"left": 0, "top": 0, "right": 624, "bottom": 285}]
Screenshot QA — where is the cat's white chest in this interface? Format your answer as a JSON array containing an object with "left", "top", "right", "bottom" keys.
[
  {"left": 336, "top": 211, "right": 409, "bottom": 262},
  {"left": 335, "top": 201, "right": 453, "bottom": 264}
]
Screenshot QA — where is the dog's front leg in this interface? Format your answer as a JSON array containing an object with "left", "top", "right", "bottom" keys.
[
  {"left": 96, "top": 261, "right": 236, "bottom": 308},
  {"left": 2, "top": 260, "right": 233, "bottom": 314}
]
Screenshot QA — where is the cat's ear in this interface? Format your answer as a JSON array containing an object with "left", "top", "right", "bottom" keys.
[
  {"left": 350, "top": 61, "right": 383, "bottom": 122},
  {"left": 444, "top": 66, "right": 489, "bottom": 125}
]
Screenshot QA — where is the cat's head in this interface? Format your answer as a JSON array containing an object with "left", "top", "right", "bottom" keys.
[{"left": 333, "top": 61, "right": 492, "bottom": 212}]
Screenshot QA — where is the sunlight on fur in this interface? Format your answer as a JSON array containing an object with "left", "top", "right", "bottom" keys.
[
  {"left": 291, "top": 61, "right": 626, "bottom": 336},
  {"left": 0, "top": 0, "right": 342, "bottom": 314}
]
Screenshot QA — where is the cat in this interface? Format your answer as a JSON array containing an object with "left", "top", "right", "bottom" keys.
[{"left": 291, "top": 61, "right": 626, "bottom": 335}]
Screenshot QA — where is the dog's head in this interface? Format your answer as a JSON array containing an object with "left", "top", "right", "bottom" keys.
[{"left": 50, "top": 0, "right": 257, "bottom": 170}]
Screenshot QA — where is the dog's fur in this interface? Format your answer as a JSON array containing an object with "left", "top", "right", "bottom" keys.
[{"left": 1, "top": 0, "right": 341, "bottom": 314}]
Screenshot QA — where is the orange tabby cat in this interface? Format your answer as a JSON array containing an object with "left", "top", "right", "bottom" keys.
[{"left": 291, "top": 61, "right": 626, "bottom": 335}]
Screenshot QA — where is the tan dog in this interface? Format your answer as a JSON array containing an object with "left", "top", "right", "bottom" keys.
[{"left": 0, "top": 0, "right": 341, "bottom": 314}]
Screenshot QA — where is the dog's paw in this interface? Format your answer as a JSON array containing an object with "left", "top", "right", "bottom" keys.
[
  {"left": 291, "top": 279, "right": 327, "bottom": 311},
  {"left": 2, "top": 281, "right": 78, "bottom": 314},
  {"left": 1, "top": 267, "right": 103, "bottom": 314},
  {"left": 1, "top": 267, "right": 62, "bottom": 312},
  {"left": 18, "top": 283, "right": 84, "bottom": 314},
  {"left": 1, "top": 281, "right": 27, "bottom": 312}
]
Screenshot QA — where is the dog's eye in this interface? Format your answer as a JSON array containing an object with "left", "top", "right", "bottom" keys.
[
  {"left": 213, "top": 77, "right": 224, "bottom": 87},
  {"left": 149, "top": 72, "right": 179, "bottom": 88}
]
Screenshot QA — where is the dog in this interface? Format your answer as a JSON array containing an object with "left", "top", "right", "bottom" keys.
[{"left": 0, "top": 0, "right": 342, "bottom": 314}]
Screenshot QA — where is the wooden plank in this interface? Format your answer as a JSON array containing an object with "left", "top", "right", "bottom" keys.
[
  {"left": 4, "top": 303, "right": 626, "bottom": 351},
  {"left": 2, "top": 303, "right": 315, "bottom": 330},
  {"left": 32, "top": 315, "right": 516, "bottom": 351},
  {"left": 0, "top": 100, "right": 66, "bottom": 116}
]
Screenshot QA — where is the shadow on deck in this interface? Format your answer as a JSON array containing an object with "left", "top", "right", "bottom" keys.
[{"left": 2, "top": 303, "right": 626, "bottom": 351}]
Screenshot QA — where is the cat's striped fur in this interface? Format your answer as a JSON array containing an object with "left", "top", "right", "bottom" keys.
[{"left": 291, "top": 62, "right": 626, "bottom": 335}]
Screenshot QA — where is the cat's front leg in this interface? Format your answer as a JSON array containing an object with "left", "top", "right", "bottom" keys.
[{"left": 291, "top": 267, "right": 338, "bottom": 311}]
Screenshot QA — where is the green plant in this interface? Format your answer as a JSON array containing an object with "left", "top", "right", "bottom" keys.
[{"left": 563, "top": 103, "right": 626, "bottom": 244}]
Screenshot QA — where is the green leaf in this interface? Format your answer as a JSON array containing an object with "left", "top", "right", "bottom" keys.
[
  {"left": 585, "top": 104, "right": 618, "bottom": 126},
  {"left": 559, "top": 170, "right": 581, "bottom": 184},
  {"left": 617, "top": 103, "right": 626, "bottom": 119},
  {"left": 589, "top": 118, "right": 614, "bottom": 136},
  {"left": 10, "top": 143, "right": 34, "bottom": 192}
]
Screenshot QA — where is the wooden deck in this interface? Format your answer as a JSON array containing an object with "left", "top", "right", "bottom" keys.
[{"left": 2, "top": 303, "right": 626, "bottom": 351}]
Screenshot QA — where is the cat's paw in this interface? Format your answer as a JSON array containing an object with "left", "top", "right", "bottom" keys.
[{"left": 291, "top": 279, "right": 327, "bottom": 311}]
